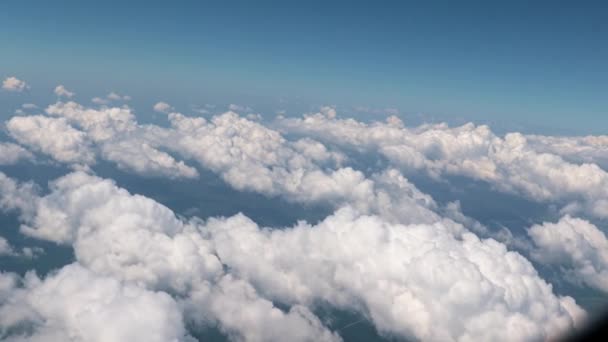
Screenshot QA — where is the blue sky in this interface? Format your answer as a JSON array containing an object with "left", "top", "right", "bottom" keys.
[{"left": 1, "top": 0, "right": 607, "bottom": 134}]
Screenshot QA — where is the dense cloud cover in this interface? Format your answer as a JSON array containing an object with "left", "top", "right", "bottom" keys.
[{"left": 1, "top": 94, "right": 607, "bottom": 341}]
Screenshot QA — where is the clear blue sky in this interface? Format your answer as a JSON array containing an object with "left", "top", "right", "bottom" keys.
[{"left": 1, "top": 1, "right": 607, "bottom": 134}]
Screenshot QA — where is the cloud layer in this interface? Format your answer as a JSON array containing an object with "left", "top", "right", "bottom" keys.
[{"left": 1, "top": 94, "right": 607, "bottom": 341}]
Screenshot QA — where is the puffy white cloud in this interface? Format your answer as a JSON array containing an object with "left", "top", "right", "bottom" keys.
[
  {"left": 6, "top": 115, "right": 95, "bottom": 165},
  {"left": 526, "top": 134, "right": 608, "bottom": 170},
  {"left": 107, "top": 91, "right": 131, "bottom": 101},
  {"left": 2, "top": 77, "right": 28, "bottom": 92},
  {"left": 0, "top": 172, "right": 38, "bottom": 216},
  {"left": 16, "top": 172, "right": 342, "bottom": 341},
  {"left": 53, "top": 85, "right": 74, "bottom": 98},
  {"left": 10, "top": 101, "right": 198, "bottom": 179},
  {"left": 15, "top": 171, "right": 585, "bottom": 341},
  {"left": 0, "top": 236, "right": 14, "bottom": 255},
  {"left": 0, "top": 142, "right": 33, "bottom": 165},
  {"left": 153, "top": 101, "right": 173, "bottom": 113},
  {"left": 93, "top": 92, "right": 131, "bottom": 104},
  {"left": 528, "top": 216, "right": 608, "bottom": 293},
  {"left": 228, "top": 104, "right": 252, "bottom": 113},
  {"left": 320, "top": 106, "right": 337, "bottom": 119},
  {"left": 277, "top": 114, "right": 608, "bottom": 219},
  {"left": 0, "top": 264, "right": 190, "bottom": 342},
  {"left": 21, "top": 103, "right": 38, "bottom": 110},
  {"left": 207, "top": 207, "right": 584, "bottom": 341}
]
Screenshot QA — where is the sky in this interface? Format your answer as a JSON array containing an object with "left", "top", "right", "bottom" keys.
[
  {"left": 1, "top": 0, "right": 607, "bottom": 134},
  {"left": 2, "top": 3, "right": 608, "bottom": 340}
]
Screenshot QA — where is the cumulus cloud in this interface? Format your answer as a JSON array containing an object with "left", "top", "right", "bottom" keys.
[
  {"left": 6, "top": 171, "right": 583, "bottom": 341},
  {"left": 153, "top": 101, "right": 173, "bottom": 113},
  {"left": 228, "top": 104, "right": 252, "bottom": 113},
  {"left": 0, "top": 142, "right": 33, "bottom": 165},
  {"left": 2, "top": 77, "right": 28, "bottom": 92},
  {"left": 15, "top": 172, "right": 342, "bottom": 341},
  {"left": 528, "top": 216, "right": 608, "bottom": 293},
  {"left": 93, "top": 91, "right": 131, "bottom": 105},
  {"left": 277, "top": 113, "right": 608, "bottom": 219},
  {"left": 6, "top": 115, "right": 95, "bottom": 165},
  {"left": 0, "top": 264, "right": 191, "bottom": 342},
  {"left": 21, "top": 103, "right": 38, "bottom": 110},
  {"left": 526, "top": 134, "right": 608, "bottom": 170},
  {"left": 54, "top": 85, "right": 74, "bottom": 98},
  {"left": 1, "top": 84, "right": 603, "bottom": 341},
  {"left": 4, "top": 101, "right": 198, "bottom": 178},
  {"left": 0, "top": 236, "right": 14, "bottom": 255},
  {"left": 107, "top": 91, "right": 131, "bottom": 101}
]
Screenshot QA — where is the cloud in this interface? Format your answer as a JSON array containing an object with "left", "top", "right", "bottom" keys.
[
  {"left": 528, "top": 215, "right": 608, "bottom": 293},
  {"left": 54, "top": 85, "right": 74, "bottom": 98},
  {"left": 13, "top": 171, "right": 342, "bottom": 341},
  {"left": 526, "top": 134, "right": 608, "bottom": 170},
  {"left": 0, "top": 236, "right": 14, "bottom": 255},
  {"left": 153, "top": 101, "right": 173, "bottom": 113},
  {"left": 12, "top": 171, "right": 584, "bottom": 341},
  {"left": 107, "top": 91, "right": 131, "bottom": 101},
  {"left": 2, "top": 77, "right": 28, "bottom": 92},
  {"left": 228, "top": 104, "right": 252, "bottom": 113},
  {"left": 93, "top": 92, "right": 131, "bottom": 105},
  {"left": 6, "top": 101, "right": 198, "bottom": 179},
  {"left": 6, "top": 115, "right": 95, "bottom": 165},
  {"left": 277, "top": 114, "right": 608, "bottom": 219},
  {"left": 320, "top": 106, "right": 337, "bottom": 119},
  {"left": 0, "top": 264, "right": 191, "bottom": 342},
  {"left": 21, "top": 103, "right": 38, "bottom": 110},
  {"left": 0, "top": 142, "right": 33, "bottom": 165},
  {"left": 0, "top": 172, "right": 39, "bottom": 216}
]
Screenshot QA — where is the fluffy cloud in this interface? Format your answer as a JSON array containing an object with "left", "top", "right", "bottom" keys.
[
  {"left": 16, "top": 172, "right": 342, "bottom": 341},
  {"left": 6, "top": 115, "right": 95, "bottom": 165},
  {"left": 209, "top": 207, "right": 584, "bottom": 341},
  {"left": 21, "top": 103, "right": 38, "bottom": 110},
  {"left": 4, "top": 101, "right": 198, "bottom": 179},
  {"left": 0, "top": 172, "right": 38, "bottom": 216},
  {"left": 0, "top": 142, "right": 33, "bottom": 165},
  {"left": 526, "top": 134, "right": 608, "bottom": 170},
  {"left": 528, "top": 216, "right": 608, "bottom": 293},
  {"left": 107, "top": 91, "right": 131, "bottom": 101},
  {"left": 0, "top": 236, "right": 14, "bottom": 255},
  {"left": 2, "top": 77, "right": 28, "bottom": 92},
  {"left": 153, "top": 101, "right": 173, "bottom": 113},
  {"left": 92, "top": 91, "right": 131, "bottom": 105},
  {"left": 0, "top": 264, "right": 190, "bottom": 342},
  {"left": 13, "top": 171, "right": 584, "bottom": 341},
  {"left": 277, "top": 113, "right": 608, "bottom": 219},
  {"left": 53, "top": 85, "right": 74, "bottom": 98}
]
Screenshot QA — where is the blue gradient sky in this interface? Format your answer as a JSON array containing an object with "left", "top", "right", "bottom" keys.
[{"left": 1, "top": 1, "right": 607, "bottom": 134}]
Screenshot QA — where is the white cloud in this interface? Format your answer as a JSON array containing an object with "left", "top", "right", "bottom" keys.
[
  {"left": 2, "top": 77, "right": 28, "bottom": 92},
  {"left": 54, "top": 85, "right": 74, "bottom": 98},
  {"left": 153, "top": 101, "right": 173, "bottom": 113},
  {"left": 0, "top": 264, "right": 190, "bottom": 342},
  {"left": 12, "top": 171, "right": 584, "bottom": 341},
  {"left": 0, "top": 236, "right": 14, "bottom": 255},
  {"left": 91, "top": 96, "right": 109, "bottom": 105},
  {"left": 320, "top": 106, "right": 337, "bottom": 119},
  {"left": 107, "top": 91, "right": 131, "bottom": 101},
  {"left": 228, "top": 104, "right": 252, "bottom": 113},
  {"left": 6, "top": 115, "right": 95, "bottom": 165},
  {"left": 277, "top": 114, "right": 608, "bottom": 219},
  {"left": 0, "top": 172, "right": 38, "bottom": 216},
  {"left": 93, "top": 92, "right": 131, "bottom": 105},
  {"left": 0, "top": 142, "right": 33, "bottom": 165},
  {"left": 21, "top": 103, "right": 38, "bottom": 110},
  {"left": 528, "top": 215, "right": 608, "bottom": 293},
  {"left": 14, "top": 172, "right": 342, "bottom": 341}
]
